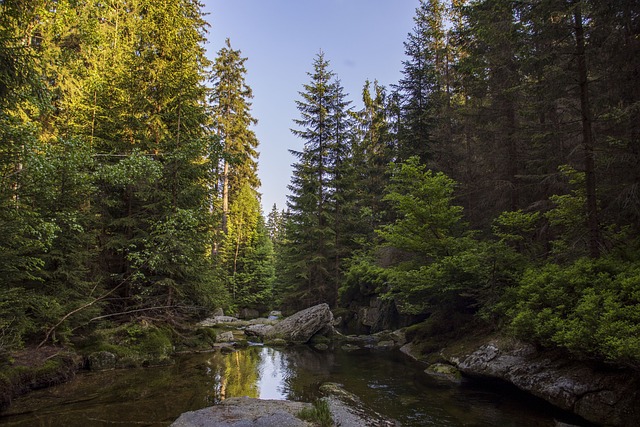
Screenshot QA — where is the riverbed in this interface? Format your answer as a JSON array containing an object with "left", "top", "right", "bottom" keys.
[{"left": 0, "top": 345, "right": 586, "bottom": 426}]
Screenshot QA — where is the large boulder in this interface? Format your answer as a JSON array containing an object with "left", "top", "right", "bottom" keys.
[
  {"left": 244, "top": 323, "right": 275, "bottom": 339},
  {"left": 443, "top": 339, "right": 640, "bottom": 427},
  {"left": 170, "top": 397, "right": 313, "bottom": 427},
  {"left": 268, "top": 304, "right": 334, "bottom": 344}
]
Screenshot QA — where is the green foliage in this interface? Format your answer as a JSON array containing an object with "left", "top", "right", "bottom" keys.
[
  {"left": 377, "top": 157, "right": 464, "bottom": 260},
  {"left": 544, "top": 166, "right": 590, "bottom": 259},
  {"left": 493, "top": 210, "right": 541, "bottom": 246},
  {"left": 340, "top": 250, "right": 390, "bottom": 305},
  {"left": 373, "top": 157, "right": 486, "bottom": 314},
  {"left": 298, "top": 399, "right": 333, "bottom": 427},
  {"left": 509, "top": 257, "right": 640, "bottom": 367}
]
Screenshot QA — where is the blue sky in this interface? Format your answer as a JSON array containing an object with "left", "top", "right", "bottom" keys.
[{"left": 200, "top": 1, "right": 418, "bottom": 213}]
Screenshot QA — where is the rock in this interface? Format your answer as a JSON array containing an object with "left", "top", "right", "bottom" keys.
[
  {"left": 211, "top": 307, "right": 224, "bottom": 317},
  {"left": 268, "top": 310, "right": 282, "bottom": 320},
  {"left": 443, "top": 339, "right": 640, "bottom": 427},
  {"left": 376, "top": 340, "right": 395, "bottom": 350},
  {"left": 425, "top": 363, "right": 462, "bottom": 383},
  {"left": 245, "top": 323, "right": 275, "bottom": 339},
  {"left": 216, "top": 331, "right": 234, "bottom": 342},
  {"left": 170, "top": 396, "right": 313, "bottom": 427},
  {"left": 87, "top": 351, "right": 117, "bottom": 371},
  {"left": 341, "top": 344, "right": 360, "bottom": 352},
  {"left": 399, "top": 342, "right": 421, "bottom": 361},
  {"left": 267, "top": 304, "right": 334, "bottom": 344},
  {"left": 264, "top": 338, "right": 288, "bottom": 347},
  {"left": 319, "top": 382, "right": 400, "bottom": 426},
  {"left": 313, "top": 343, "right": 329, "bottom": 351},
  {"left": 248, "top": 317, "right": 277, "bottom": 325},
  {"left": 198, "top": 315, "right": 239, "bottom": 327},
  {"left": 389, "top": 329, "right": 407, "bottom": 346}
]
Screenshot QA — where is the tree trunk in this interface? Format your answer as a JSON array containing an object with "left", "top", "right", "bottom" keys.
[
  {"left": 574, "top": 2, "right": 600, "bottom": 258},
  {"left": 222, "top": 160, "right": 229, "bottom": 234}
]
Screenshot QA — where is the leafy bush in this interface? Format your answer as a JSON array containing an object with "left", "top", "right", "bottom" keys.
[{"left": 509, "top": 257, "right": 640, "bottom": 367}]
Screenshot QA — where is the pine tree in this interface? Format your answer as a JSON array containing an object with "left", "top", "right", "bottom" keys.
[
  {"left": 395, "top": 0, "right": 447, "bottom": 163},
  {"left": 284, "top": 52, "right": 354, "bottom": 308},
  {"left": 209, "top": 39, "right": 260, "bottom": 234}
]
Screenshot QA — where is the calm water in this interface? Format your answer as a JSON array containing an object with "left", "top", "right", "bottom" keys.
[{"left": 0, "top": 345, "right": 586, "bottom": 427}]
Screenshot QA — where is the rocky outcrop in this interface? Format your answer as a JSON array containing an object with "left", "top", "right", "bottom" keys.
[
  {"left": 170, "top": 397, "right": 313, "bottom": 427},
  {"left": 442, "top": 339, "right": 640, "bottom": 427},
  {"left": 248, "top": 304, "right": 334, "bottom": 344}
]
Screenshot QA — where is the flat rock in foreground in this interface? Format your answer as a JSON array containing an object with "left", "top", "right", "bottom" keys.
[{"left": 170, "top": 397, "right": 313, "bottom": 427}]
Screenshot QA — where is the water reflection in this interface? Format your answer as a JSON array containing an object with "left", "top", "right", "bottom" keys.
[{"left": 0, "top": 346, "right": 581, "bottom": 427}]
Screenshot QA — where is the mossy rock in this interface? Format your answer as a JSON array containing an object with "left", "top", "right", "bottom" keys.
[
  {"left": 87, "top": 351, "right": 117, "bottom": 371},
  {"left": 76, "top": 322, "right": 173, "bottom": 368},
  {"left": 425, "top": 363, "right": 463, "bottom": 383}
]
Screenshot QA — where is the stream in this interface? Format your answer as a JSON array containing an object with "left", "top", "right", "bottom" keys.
[{"left": 0, "top": 345, "right": 585, "bottom": 426}]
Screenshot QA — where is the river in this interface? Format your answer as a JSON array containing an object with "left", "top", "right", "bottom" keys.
[{"left": 0, "top": 345, "right": 586, "bottom": 426}]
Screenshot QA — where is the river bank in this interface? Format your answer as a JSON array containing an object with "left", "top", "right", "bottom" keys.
[{"left": 2, "top": 305, "right": 639, "bottom": 426}]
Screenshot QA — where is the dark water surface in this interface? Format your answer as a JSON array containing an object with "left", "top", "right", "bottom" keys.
[{"left": 0, "top": 345, "right": 584, "bottom": 426}]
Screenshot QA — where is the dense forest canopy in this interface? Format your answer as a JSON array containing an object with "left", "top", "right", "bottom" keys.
[{"left": 1, "top": 0, "right": 639, "bottom": 369}]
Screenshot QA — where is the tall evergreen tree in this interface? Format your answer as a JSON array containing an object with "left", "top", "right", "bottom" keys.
[
  {"left": 209, "top": 38, "right": 260, "bottom": 234},
  {"left": 396, "top": 0, "right": 447, "bottom": 163},
  {"left": 284, "top": 52, "right": 354, "bottom": 308}
]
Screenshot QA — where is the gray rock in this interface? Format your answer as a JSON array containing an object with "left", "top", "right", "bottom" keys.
[
  {"left": 267, "top": 304, "right": 334, "bottom": 344},
  {"left": 244, "top": 323, "right": 275, "bottom": 339},
  {"left": 216, "top": 331, "right": 235, "bottom": 342},
  {"left": 444, "top": 340, "right": 640, "bottom": 427},
  {"left": 389, "top": 329, "right": 407, "bottom": 346},
  {"left": 211, "top": 307, "right": 225, "bottom": 317},
  {"left": 170, "top": 397, "right": 313, "bottom": 427},
  {"left": 247, "top": 317, "right": 277, "bottom": 325},
  {"left": 376, "top": 340, "right": 395, "bottom": 350},
  {"left": 399, "top": 342, "right": 421, "bottom": 361},
  {"left": 198, "top": 315, "right": 239, "bottom": 326},
  {"left": 341, "top": 344, "right": 360, "bottom": 352},
  {"left": 87, "top": 351, "right": 116, "bottom": 371}
]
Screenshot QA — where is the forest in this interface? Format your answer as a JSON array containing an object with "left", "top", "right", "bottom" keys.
[{"left": 1, "top": 0, "right": 639, "bottom": 372}]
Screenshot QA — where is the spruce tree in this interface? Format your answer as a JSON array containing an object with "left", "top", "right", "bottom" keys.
[
  {"left": 209, "top": 39, "right": 260, "bottom": 234},
  {"left": 284, "top": 52, "right": 354, "bottom": 308}
]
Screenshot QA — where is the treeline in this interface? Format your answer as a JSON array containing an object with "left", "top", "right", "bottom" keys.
[
  {"left": 279, "top": 0, "right": 640, "bottom": 368},
  {"left": 0, "top": 1, "right": 271, "bottom": 350}
]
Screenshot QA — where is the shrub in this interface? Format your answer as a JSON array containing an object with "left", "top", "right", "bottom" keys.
[{"left": 509, "top": 257, "right": 640, "bottom": 367}]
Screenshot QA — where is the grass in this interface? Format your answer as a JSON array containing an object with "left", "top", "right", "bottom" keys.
[{"left": 298, "top": 399, "right": 333, "bottom": 427}]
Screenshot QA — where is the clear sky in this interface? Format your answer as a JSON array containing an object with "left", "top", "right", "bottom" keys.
[{"left": 200, "top": 0, "right": 418, "bottom": 214}]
